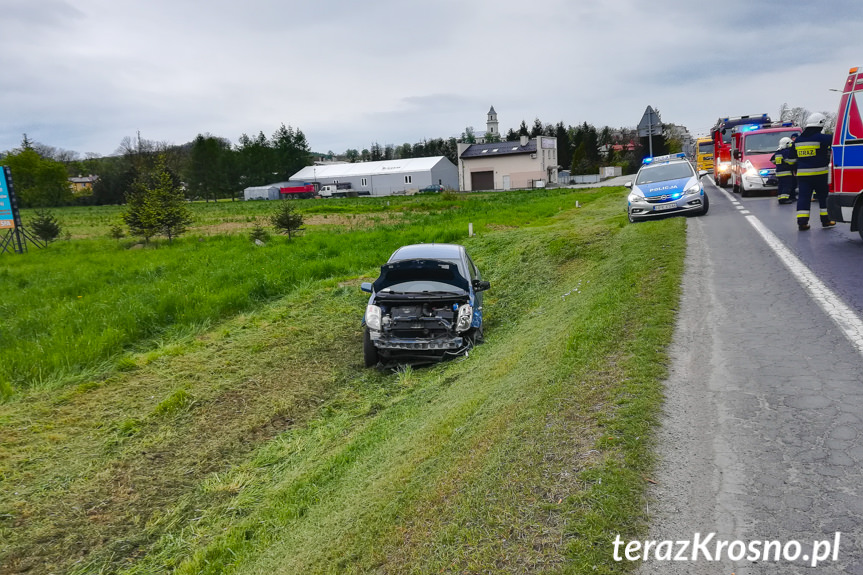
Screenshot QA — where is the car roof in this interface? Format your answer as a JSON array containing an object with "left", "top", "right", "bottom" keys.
[
  {"left": 638, "top": 158, "right": 692, "bottom": 171},
  {"left": 388, "top": 243, "right": 465, "bottom": 262}
]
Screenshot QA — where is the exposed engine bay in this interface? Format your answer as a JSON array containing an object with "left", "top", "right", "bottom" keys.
[{"left": 369, "top": 294, "right": 475, "bottom": 361}]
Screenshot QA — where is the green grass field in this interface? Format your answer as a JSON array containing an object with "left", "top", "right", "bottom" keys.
[{"left": 0, "top": 188, "right": 686, "bottom": 574}]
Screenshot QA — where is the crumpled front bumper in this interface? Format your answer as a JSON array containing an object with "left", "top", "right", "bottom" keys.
[{"left": 369, "top": 332, "right": 465, "bottom": 352}]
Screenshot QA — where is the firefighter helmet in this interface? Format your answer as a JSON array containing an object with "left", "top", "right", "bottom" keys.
[
  {"left": 805, "top": 112, "right": 827, "bottom": 129},
  {"left": 779, "top": 137, "right": 793, "bottom": 149}
]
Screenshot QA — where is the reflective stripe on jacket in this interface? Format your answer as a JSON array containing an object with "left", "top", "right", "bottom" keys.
[{"left": 788, "top": 129, "right": 831, "bottom": 177}]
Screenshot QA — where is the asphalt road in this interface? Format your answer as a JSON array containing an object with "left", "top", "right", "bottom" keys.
[{"left": 637, "top": 176, "right": 863, "bottom": 573}]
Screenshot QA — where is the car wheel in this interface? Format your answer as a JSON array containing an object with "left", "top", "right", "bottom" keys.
[
  {"left": 740, "top": 181, "right": 750, "bottom": 197},
  {"left": 698, "top": 193, "right": 710, "bottom": 216},
  {"left": 627, "top": 209, "right": 637, "bottom": 223},
  {"left": 363, "top": 328, "right": 379, "bottom": 367},
  {"left": 857, "top": 204, "right": 863, "bottom": 241}
]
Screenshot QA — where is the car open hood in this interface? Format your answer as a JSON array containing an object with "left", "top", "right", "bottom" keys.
[{"left": 373, "top": 259, "right": 470, "bottom": 293}]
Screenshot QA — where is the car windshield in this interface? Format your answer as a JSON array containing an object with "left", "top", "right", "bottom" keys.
[
  {"left": 698, "top": 142, "right": 713, "bottom": 154},
  {"left": 744, "top": 131, "right": 799, "bottom": 154},
  {"left": 635, "top": 162, "right": 693, "bottom": 185}
]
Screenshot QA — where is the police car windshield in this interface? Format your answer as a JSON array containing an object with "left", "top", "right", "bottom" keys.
[
  {"left": 744, "top": 131, "right": 798, "bottom": 154},
  {"left": 635, "top": 162, "right": 694, "bottom": 185}
]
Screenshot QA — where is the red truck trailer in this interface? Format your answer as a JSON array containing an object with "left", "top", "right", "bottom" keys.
[{"left": 279, "top": 184, "right": 316, "bottom": 199}]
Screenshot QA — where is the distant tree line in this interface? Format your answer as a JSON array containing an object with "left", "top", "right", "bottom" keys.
[
  {"left": 363, "top": 117, "right": 649, "bottom": 176},
  {"left": 0, "top": 123, "right": 312, "bottom": 208}
]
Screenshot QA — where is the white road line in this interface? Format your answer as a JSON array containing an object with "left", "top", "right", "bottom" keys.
[{"left": 711, "top": 183, "right": 863, "bottom": 358}]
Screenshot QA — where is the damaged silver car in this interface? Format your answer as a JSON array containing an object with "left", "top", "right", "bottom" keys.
[{"left": 361, "top": 243, "right": 490, "bottom": 367}]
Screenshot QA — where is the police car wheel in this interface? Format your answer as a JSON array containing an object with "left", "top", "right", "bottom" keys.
[
  {"left": 627, "top": 210, "right": 636, "bottom": 223},
  {"left": 698, "top": 194, "right": 710, "bottom": 216}
]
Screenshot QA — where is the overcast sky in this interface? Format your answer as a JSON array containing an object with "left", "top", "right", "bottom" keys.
[{"left": 2, "top": 0, "right": 860, "bottom": 157}]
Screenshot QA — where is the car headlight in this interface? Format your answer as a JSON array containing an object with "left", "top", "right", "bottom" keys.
[
  {"left": 684, "top": 183, "right": 701, "bottom": 196},
  {"left": 456, "top": 304, "right": 473, "bottom": 333},
  {"left": 366, "top": 304, "right": 382, "bottom": 330},
  {"left": 627, "top": 191, "right": 644, "bottom": 203},
  {"left": 719, "top": 162, "right": 731, "bottom": 173},
  {"left": 744, "top": 161, "right": 757, "bottom": 177}
]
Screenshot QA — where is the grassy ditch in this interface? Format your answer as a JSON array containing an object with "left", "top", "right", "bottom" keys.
[
  {"left": 3, "top": 189, "right": 594, "bottom": 396},
  {"left": 0, "top": 187, "right": 686, "bottom": 574}
]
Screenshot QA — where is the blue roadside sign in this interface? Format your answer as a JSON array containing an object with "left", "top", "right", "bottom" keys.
[{"left": 0, "top": 167, "right": 15, "bottom": 229}]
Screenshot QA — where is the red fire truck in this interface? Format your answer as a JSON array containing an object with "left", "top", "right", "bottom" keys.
[
  {"left": 730, "top": 122, "right": 800, "bottom": 196},
  {"left": 827, "top": 66, "right": 863, "bottom": 239},
  {"left": 711, "top": 114, "right": 771, "bottom": 187}
]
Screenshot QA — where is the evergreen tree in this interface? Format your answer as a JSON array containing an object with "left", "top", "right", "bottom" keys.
[
  {"left": 29, "top": 209, "right": 62, "bottom": 244},
  {"left": 518, "top": 120, "right": 530, "bottom": 137},
  {"left": 249, "top": 223, "right": 269, "bottom": 243},
  {"left": 123, "top": 181, "right": 159, "bottom": 243},
  {"left": 370, "top": 142, "right": 384, "bottom": 161},
  {"left": 530, "top": 118, "right": 543, "bottom": 137},
  {"left": 108, "top": 223, "right": 125, "bottom": 242},
  {"left": 270, "top": 201, "right": 304, "bottom": 239},
  {"left": 123, "top": 156, "right": 191, "bottom": 243}
]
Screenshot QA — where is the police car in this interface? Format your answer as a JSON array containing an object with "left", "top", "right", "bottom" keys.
[{"left": 625, "top": 153, "right": 709, "bottom": 223}]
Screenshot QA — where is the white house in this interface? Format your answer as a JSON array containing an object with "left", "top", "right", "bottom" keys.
[
  {"left": 291, "top": 156, "right": 458, "bottom": 196},
  {"left": 457, "top": 135, "right": 559, "bottom": 191}
]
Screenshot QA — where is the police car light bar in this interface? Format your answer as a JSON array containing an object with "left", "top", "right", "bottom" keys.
[{"left": 642, "top": 152, "right": 687, "bottom": 165}]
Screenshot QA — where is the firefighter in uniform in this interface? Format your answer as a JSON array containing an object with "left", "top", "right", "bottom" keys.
[
  {"left": 789, "top": 113, "right": 835, "bottom": 230},
  {"left": 771, "top": 136, "right": 797, "bottom": 204}
]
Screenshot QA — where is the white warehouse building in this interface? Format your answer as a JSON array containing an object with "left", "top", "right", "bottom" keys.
[{"left": 290, "top": 157, "right": 458, "bottom": 196}]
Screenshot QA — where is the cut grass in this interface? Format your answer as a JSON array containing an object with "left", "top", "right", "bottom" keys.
[
  {"left": 3, "top": 188, "right": 607, "bottom": 397},
  {"left": 0, "top": 187, "right": 686, "bottom": 574}
]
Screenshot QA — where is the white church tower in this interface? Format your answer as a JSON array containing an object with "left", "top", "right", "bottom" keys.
[{"left": 486, "top": 106, "right": 499, "bottom": 139}]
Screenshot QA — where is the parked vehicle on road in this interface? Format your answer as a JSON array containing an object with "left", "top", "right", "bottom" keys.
[
  {"left": 730, "top": 123, "right": 801, "bottom": 196},
  {"left": 625, "top": 153, "right": 709, "bottom": 222},
  {"left": 827, "top": 65, "right": 863, "bottom": 239},
  {"left": 361, "top": 243, "right": 489, "bottom": 367},
  {"left": 695, "top": 137, "right": 714, "bottom": 174},
  {"left": 711, "top": 114, "right": 771, "bottom": 187}
]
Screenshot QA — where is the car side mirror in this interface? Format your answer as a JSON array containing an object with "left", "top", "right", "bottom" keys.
[
  {"left": 733, "top": 150, "right": 741, "bottom": 160},
  {"left": 361, "top": 282, "right": 373, "bottom": 293},
  {"left": 472, "top": 279, "right": 490, "bottom": 292},
  {"left": 698, "top": 170, "right": 708, "bottom": 177},
  {"left": 624, "top": 181, "right": 633, "bottom": 189}
]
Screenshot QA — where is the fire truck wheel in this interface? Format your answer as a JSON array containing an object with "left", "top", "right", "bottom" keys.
[{"left": 857, "top": 204, "right": 863, "bottom": 241}]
